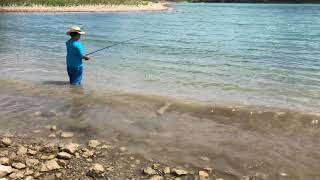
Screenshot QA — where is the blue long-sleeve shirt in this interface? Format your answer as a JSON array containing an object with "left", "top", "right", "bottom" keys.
[{"left": 66, "top": 39, "right": 85, "bottom": 68}]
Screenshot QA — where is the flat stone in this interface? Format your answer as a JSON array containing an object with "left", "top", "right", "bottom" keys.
[
  {"left": 241, "top": 176, "right": 250, "bottom": 180},
  {"left": 101, "top": 145, "right": 112, "bottom": 150},
  {"left": 40, "top": 160, "right": 61, "bottom": 172},
  {"left": 24, "top": 168, "right": 34, "bottom": 176},
  {"left": 0, "top": 158, "right": 10, "bottom": 165},
  {"left": 62, "top": 143, "right": 79, "bottom": 154},
  {"left": 60, "top": 132, "right": 74, "bottom": 138},
  {"left": 88, "top": 140, "right": 101, "bottom": 148},
  {"left": 1, "top": 138, "right": 12, "bottom": 147},
  {"left": 9, "top": 171, "right": 24, "bottom": 179},
  {"left": 57, "top": 152, "right": 72, "bottom": 160},
  {"left": 26, "top": 159, "right": 40, "bottom": 167},
  {"left": 12, "top": 162, "right": 26, "bottom": 169},
  {"left": 0, "top": 165, "right": 14, "bottom": 178},
  {"left": 17, "top": 146, "right": 28, "bottom": 156},
  {"left": 40, "top": 154, "right": 56, "bottom": 160},
  {"left": 57, "top": 159, "right": 68, "bottom": 167},
  {"left": 89, "top": 163, "right": 105, "bottom": 174},
  {"left": 143, "top": 167, "right": 157, "bottom": 175},
  {"left": 172, "top": 168, "right": 188, "bottom": 176},
  {"left": 33, "top": 111, "right": 42, "bottom": 116},
  {"left": 199, "top": 156, "right": 210, "bottom": 162},
  {"left": 203, "top": 167, "right": 212, "bottom": 173},
  {"left": 149, "top": 175, "right": 164, "bottom": 180}
]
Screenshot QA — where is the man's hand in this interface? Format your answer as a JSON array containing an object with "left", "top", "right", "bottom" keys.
[{"left": 84, "top": 55, "right": 90, "bottom": 61}]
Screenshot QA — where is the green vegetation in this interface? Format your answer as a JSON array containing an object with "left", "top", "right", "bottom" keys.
[{"left": 0, "top": 0, "right": 151, "bottom": 6}]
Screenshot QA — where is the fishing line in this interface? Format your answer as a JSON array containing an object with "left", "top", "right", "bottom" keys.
[{"left": 86, "top": 36, "right": 141, "bottom": 56}]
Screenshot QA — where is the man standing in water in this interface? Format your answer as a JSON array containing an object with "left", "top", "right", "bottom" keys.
[{"left": 66, "top": 26, "right": 90, "bottom": 85}]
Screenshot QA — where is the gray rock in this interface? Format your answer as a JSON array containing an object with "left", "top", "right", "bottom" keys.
[
  {"left": 143, "top": 167, "right": 157, "bottom": 175},
  {"left": 88, "top": 140, "right": 101, "bottom": 148},
  {"left": 17, "top": 146, "right": 28, "bottom": 156},
  {"left": 1, "top": 138, "right": 12, "bottom": 147},
  {"left": 89, "top": 163, "right": 105, "bottom": 174},
  {"left": 57, "top": 152, "right": 72, "bottom": 160},
  {"left": 0, "top": 165, "right": 14, "bottom": 178},
  {"left": 12, "top": 162, "right": 26, "bottom": 169},
  {"left": 62, "top": 143, "right": 79, "bottom": 154},
  {"left": 0, "top": 158, "right": 10, "bottom": 165},
  {"left": 40, "top": 160, "right": 61, "bottom": 172},
  {"left": 172, "top": 168, "right": 188, "bottom": 176},
  {"left": 149, "top": 175, "right": 164, "bottom": 180},
  {"left": 25, "top": 159, "right": 40, "bottom": 167},
  {"left": 60, "top": 132, "right": 74, "bottom": 138},
  {"left": 40, "top": 154, "right": 56, "bottom": 160}
]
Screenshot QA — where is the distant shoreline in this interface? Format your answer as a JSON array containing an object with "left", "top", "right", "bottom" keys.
[{"left": 0, "top": 3, "right": 169, "bottom": 12}]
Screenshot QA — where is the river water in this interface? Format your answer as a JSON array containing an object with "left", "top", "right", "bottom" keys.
[{"left": 0, "top": 3, "right": 320, "bottom": 179}]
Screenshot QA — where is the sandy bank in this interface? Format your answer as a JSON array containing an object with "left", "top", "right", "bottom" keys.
[{"left": 0, "top": 3, "right": 169, "bottom": 12}]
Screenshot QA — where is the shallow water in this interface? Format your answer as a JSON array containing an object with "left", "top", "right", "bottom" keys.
[{"left": 1, "top": 3, "right": 320, "bottom": 179}]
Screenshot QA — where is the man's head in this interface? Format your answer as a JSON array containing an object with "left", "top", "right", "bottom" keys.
[{"left": 67, "top": 26, "right": 85, "bottom": 40}]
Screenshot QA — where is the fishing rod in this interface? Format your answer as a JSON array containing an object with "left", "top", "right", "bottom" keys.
[{"left": 86, "top": 37, "right": 141, "bottom": 56}]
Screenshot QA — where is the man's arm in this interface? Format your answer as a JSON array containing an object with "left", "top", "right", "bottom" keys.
[{"left": 76, "top": 42, "right": 90, "bottom": 61}]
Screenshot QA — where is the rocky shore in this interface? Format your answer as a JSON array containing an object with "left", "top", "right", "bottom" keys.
[{"left": 0, "top": 125, "right": 222, "bottom": 180}]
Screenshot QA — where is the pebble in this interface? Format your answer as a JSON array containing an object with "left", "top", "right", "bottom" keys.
[
  {"left": 27, "top": 149, "right": 37, "bottom": 156},
  {"left": 48, "top": 134, "right": 56, "bottom": 138},
  {"left": 0, "top": 165, "right": 14, "bottom": 178},
  {"left": 280, "top": 172, "right": 288, "bottom": 177},
  {"left": 57, "top": 152, "right": 72, "bottom": 160},
  {"left": 50, "top": 125, "right": 57, "bottom": 131},
  {"left": 40, "top": 160, "right": 61, "bottom": 172},
  {"left": 164, "top": 167, "right": 170, "bottom": 174},
  {"left": 88, "top": 140, "right": 101, "bottom": 148},
  {"left": 142, "top": 167, "right": 157, "bottom": 175},
  {"left": 62, "top": 143, "right": 79, "bottom": 154},
  {"left": 149, "top": 175, "right": 164, "bottom": 180},
  {"left": 1, "top": 138, "right": 12, "bottom": 147},
  {"left": 17, "top": 146, "right": 28, "bottom": 156},
  {"left": 12, "top": 162, "right": 26, "bottom": 169},
  {"left": 40, "top": 154, "right": 56, "bottom": 160},
  {"left": 199, "top": 156, "right": 210, "bottom": 162},
  {"left": 26, "top": 158, "right": 40, "bottom": 167},
  {"left": 203, "top": 167, "right": 213, "bottom": 173},
  {"left": 33, "top": 111, "right": 42, "bottom": 116},
  {"left": 9, "top": 171, "right": 24, "bottom": 179},
  {"left": 156, "top": 103, "right": 171, "bottom": 115},
  {"left": 24, "top": 168, "right": 34, "bottom": 176},
  {"left": 199, "top": 171, "right": 209, "bottom": 178},
  {"left": 241, "top": 176, "right": 250, "bottom": 180},
  {"left": 82, "top": 150, "right": 94, "bottom": 158},
  {"left": 0, "top": 158, "right": 10, "bottom": 165},
  {"left": 120, "top": 147, "right": 127, "bottom": 152},
  {"left": 101, "top": 145, "right": 112, "bottom": 149},
  {"left": 89, "top": 163, "right": 105, "bottom": 174},
  {"left": 60, "top": 132, "right": 74, "bottom": 138},
  {"left": 172, "top": 168, "right": 188, "bottom": 176},
  {"left": 24, "top": 176, "right": 35, "bottom": 180}
]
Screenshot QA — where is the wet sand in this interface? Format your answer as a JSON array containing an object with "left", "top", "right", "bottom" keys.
[{"left": 0, "top": 3, "right": 169, "bottom": 12}]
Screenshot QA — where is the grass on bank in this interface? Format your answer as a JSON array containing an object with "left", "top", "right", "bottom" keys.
[{"left": 0, "top": 0, "right": 153, "bottom": 6}]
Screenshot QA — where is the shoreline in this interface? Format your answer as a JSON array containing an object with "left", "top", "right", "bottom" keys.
[{"left": 0, "top": 3, "right": 169, "bottom": 12}]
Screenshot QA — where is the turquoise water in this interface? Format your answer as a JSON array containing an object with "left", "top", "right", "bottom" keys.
[{"left": 0, "top": 3, "right": 320, "bottom": 112}]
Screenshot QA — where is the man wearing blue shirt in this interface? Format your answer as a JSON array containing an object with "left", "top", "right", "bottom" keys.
[{"left": 66, "top": 26, "right": 90, "bottom": 85}]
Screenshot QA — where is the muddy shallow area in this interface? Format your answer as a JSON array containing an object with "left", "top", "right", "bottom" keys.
[{"left": 0, "top": 79, "right": 320, "bottom": 180}]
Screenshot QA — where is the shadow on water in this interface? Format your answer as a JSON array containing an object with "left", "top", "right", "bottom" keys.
[{"left": 42, "top": 80, "right": 70, "bottom": 86}]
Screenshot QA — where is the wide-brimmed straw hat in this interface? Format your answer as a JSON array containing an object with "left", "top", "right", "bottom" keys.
[{"left": 66, "top": 26, "right": 85, "bottom": 35}]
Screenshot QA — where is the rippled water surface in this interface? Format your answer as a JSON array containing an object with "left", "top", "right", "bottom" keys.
[
  {"left": 1, "top": 3, "right": 320, "bottom": 112},
  {"left": 1, "top": 3, "right": 320, "bottom": 180}
]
